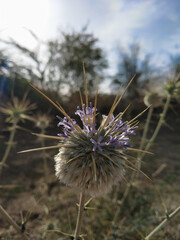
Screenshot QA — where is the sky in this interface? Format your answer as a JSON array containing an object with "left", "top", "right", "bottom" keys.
[{"left": 0, "top": 0, "right": 180, "bottom": 87}]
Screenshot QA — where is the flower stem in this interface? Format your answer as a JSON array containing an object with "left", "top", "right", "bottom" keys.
[
  {"left": 141, "top": 94, "right": 171, "bottom": 160},
  {"left": 145, "top": 205, "right": 180, "bottom": 240},
  {"left": 112, "top": 107, "right": 154, "bottom": 224},
  {"left": 0, "top": 204, "right": 29, "bottom": 240},
  {"left": 0, "top": 122, "right": 17, "bottom": 176},
  {"left": 74, "top": 191, "right": 86, "bottom": 240},
  {"left": 137, "top": 106, "right": 153, "bottom": 170},
  {"left": 112, "top": 94, "right": 171, "bottom": 226}
]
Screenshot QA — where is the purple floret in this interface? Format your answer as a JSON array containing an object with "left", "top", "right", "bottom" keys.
[
  {"left": 57, "top": 116, "right": 77, "bottom": 138},
  {"left": 75, "top": 103, "right": 96, "bottom": 126},
  {"left": 82, "top": 123, "right": 97, "bottom": 135},
  {"left": 90, "top": 136, "right": 106, "bottom": 152},
  {"left": 106, "top": 135, "right": 130, "bottom": 149}
]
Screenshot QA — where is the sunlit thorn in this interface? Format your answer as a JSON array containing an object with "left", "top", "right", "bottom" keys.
[
  {"left": 103, "top": 75, "right": 136, "bottom": 128},
  {"left": 128, "top": 120, "right": 139, "bottom": 127},
  {"left": 103, "top": 85, "right": 122, "bottom": 128},
  {"left": 18, "top": 144, "right": 74, "bottom": 154},
  {"left": 93, "top": 88, "right": 98, "bottom": 125},
  {"left": 128, "top": 105, "right": 152, "bottom": 125},
  {"left": 31, "top": 133, "right": 65, "bottom": 141},
  {"left": 109, "top": 104, "right": 131, "bottom": 134},
  {"left": 117, "top": 74, "right": 136, "bottom": 104},
  {"left": 83, "top": 62, "right": 88, "bottom": 107},
  {"left": 30, "top": 84, "right": 82, "bottom": 133},
  {"left": 79, "top": 89, "right": 84, "bottom": 108}
]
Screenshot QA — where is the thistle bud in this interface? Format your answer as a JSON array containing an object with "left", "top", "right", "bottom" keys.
[{"left": 144, "top": 92, "right": 162, "bottom": 108}]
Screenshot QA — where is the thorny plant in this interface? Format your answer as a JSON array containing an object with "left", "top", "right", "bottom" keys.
[
  {"left": 0, "top": 93, "right": 36, "bottom": 176},
  {"left": 111, "top": 74, "right": 180, "bottom": 239},
  {"left": 20, "top": 65, "right": 153, "bottom": 240}
]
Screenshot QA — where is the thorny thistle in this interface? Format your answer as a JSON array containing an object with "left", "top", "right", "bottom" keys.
[
  {"left": 55, "top": 103, "right": 136, "bottom": 196},
  {"left": 0, "top": 93, "right": 36, "bottom": 175},
  {"left": 19, "top": 69, "right": 152, "bottom": 240},
  {"left": 54, "top": 73, "right": 150, "bottom": 196},
  {"left": 0, "top": 92, "right": 36, "bottom": 126},
  {"left": 20, "top": 75, "right": 150, "bottom": 196}
]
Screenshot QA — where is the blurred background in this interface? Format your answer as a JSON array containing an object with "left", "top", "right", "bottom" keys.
[
  {"left": 1, "top": 0, "right": 180, "bottom": 97},
  {"left": 0, "top": 1, "right": 180, "bottom": 240}
]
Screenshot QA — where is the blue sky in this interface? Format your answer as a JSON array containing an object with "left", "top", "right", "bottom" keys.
[{"left": 0, "top": 0, "right": 180, "bottom": 79}]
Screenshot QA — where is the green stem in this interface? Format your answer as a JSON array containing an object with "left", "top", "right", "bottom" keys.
[
  {"left": 74, "top": 191, "right": 86, "bottom": 240},
  {"left": 137, "top": 107, "right": 153, "bottom": 170},
  {"left": 145, "top": 205, "right": 180, "bottom": 240},
  {"left": 112, "top": 94, "right": 171, "bottom": 225},
  {"left": 141, "top": 94, "right": 171, "bottom": 160},
  {"left": 113, "top": 107, "right": 154, "bottom": 224},
  {"left": 0, "top": 122, "right": 17, "bottom": 176},
  {"left": 0, "top": 205, "right": 29, "bottom": 240}
]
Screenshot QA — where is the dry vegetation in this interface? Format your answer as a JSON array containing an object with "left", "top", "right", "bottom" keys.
[{"left": 0, "top": 91, "right": 180, "bottom": 240}]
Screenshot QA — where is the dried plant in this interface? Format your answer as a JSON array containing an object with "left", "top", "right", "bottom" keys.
[
  {"left": 0, "top": 93, "right": 36, "bottom": 175},
  {"left": 20, "top": 66, "right": 152, "bottom": 239}
]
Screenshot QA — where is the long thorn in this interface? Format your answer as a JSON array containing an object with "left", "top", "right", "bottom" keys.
[
  {"left": 18, "top": 145, "right": 74, "bottom": 153},
  {"left": 93, "top": 88, "right": 98, "bottom": 125},
  {"left": 110, "top": 104, "right": 131, "bottom": 133},
  {"left": 127, "top": 147, "right": 153, "bottom": 155},
  {"left": 32, "top": 133, "right": 65, "bottom": 140},
  {"left": 79, "top": 89, "right": 84, "bottom": 108},
  {"left": 128, "top": 105, "right": 152, "bottom": 125},
  {"left": 118, "top": 75, "right": 136, "bottom": 103},
  {"left": 30, "top": 84, "right": 81, "bottom": 132},
  {"left": 103, "top": 75, "right": 136, "bottom": 128},
  {"left": 103, "top": 86, "right": 122, "bottom": 128},
  {"left": 83, "top": 62, "right": 88, "bottom": 107},
  {"left": 123, "top": 158, "right": 152, "bottom": 182}
]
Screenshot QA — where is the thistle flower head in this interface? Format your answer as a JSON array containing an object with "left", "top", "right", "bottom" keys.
[
  {"left": 22, "top": 75, "right": 144, "bottom": 196},
  {"left": 0, "top": 93, "right": 36, "bottom": 125},
  {"left": 144, "top": 92, "right": 163, "bottom": 108},
  {"left": 55, "top": 82, "right": 138, "bottom": 196},
  {"left": 165, "top": 77, "right": 180, "bottom": 100}
]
